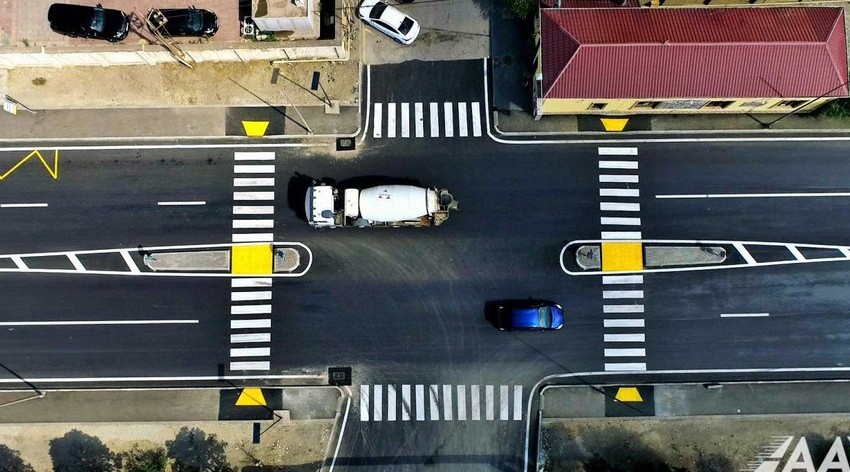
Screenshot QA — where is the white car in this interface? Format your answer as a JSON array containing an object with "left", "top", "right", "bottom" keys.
[{"left": 357, "top": 0, "right": 420, "bottom": 45}]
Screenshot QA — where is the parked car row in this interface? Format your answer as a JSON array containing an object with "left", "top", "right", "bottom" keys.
[{"left": 47, "top": 3, "right": 219, "bottom": 42}]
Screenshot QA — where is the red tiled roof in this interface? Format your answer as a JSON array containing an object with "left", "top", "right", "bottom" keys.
[{"left": 541, "top": 7, "right": 849, "bottom": 99}]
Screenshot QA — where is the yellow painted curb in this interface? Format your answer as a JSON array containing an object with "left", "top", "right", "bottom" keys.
[
  {"left": 615, "top": 387, "right": 643, "bottom": 402},
  {"left": 236, "top": 388, "right": 267, "bottom": 406},
  {"left": 242, "top": 121, "right": 269, "bottom": 137},
  {"left": 600, "top": 118, "right": 629, "bottom": 132},
  {"left": 232, "top": 244, "right": 273, "bottom": 275},
  {"left": 601, "top": 242, "right": 643, "bottom": 272}
]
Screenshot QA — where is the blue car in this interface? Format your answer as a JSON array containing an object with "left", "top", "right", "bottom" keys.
[{"left": 489, "top": 299, "right": 564, "bottom": 331}]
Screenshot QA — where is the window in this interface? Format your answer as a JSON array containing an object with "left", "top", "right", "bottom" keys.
[
  {"left": 775, "top": 100, "right": 807, "bottom": 108},
  {"left": 703, "top": 100, "right": 735, "bottom": 109},
  {"left": 589, "top": 102, "right": 606, "bottom": 110},
  {"left": 633, "top": 101, "right": 660, "bottom": 109}
]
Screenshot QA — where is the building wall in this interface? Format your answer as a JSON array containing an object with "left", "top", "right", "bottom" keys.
[
  {"left": 537, "top": 96, "right": 835, "bottom": 115},
  {"left": 647, "top": 0, "right": 825, "bottom": 6}
]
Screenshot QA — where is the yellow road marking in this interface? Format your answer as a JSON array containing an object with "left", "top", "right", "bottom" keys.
[
  {"left": 242, "top": 121, "right": 269, "bottom": 137},
  {"left": 236, "top": 388, "right": 267, "bottom": 406},
  {"left": 601, "top": 242, "right": 643, "bottom": 272},
  {"left": 231, "top": 244, "right": 273, "bottom": 275},
  {"left": 615, "top": 387, "right": 643, "bottom": 402},
  {"left": 0, "top": 150, "right": 59, "bottom": 181},
  {"left": 600, "top": 118, "right": 629, "bottom": 132}
]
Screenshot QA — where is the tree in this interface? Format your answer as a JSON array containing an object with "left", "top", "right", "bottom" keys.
[
  {"left": 48, "top": 430, "right": 114, "bottom": 472},
  {"left": 166, "top": 427, "right": 233, "bottom": 472},
  {"left": 506, "top": 0, "right": 537, "bottom": 20},
  {"left": 118, "top": 445, "right": 167, "bottom": 472},
  {"left": 0, "top": 444, "right": 34, "bottom": 472}
]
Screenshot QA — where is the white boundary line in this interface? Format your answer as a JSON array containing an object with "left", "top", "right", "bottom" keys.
[
  {"left": 328, "top": 394, "right": 352, "bottom": 472},
  {"left": 721, "top": 313, "right": 770, "bottom": 318},
  {"left": 0, "top": 320, "right": 199, "bottom": 326},
  {"left": 1, "top": 203, "right": 48, "bottom": 208},
  {"left": 359, "top": 65, "right": 372, "bottom": 145},
  {"left": 657, "top": 192, "right": 850, "bottom": 199}
]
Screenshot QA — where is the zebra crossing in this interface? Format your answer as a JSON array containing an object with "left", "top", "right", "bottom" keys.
[
  {"left": 372, "top": 101, "right": 483, "bottom": 139},
  {"left": 359, "top": 384, "right": 523, "bottom": 422}
]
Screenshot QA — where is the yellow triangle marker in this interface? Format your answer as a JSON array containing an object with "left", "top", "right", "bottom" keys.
[
  {"left": 601, "top": 118, "right": 629, "bottom": 132},
  {"left": 615, "top": 387, "right": 643, "bottom": 402},
  {"left": 236, "top": 388, "right": 267, "bottom": 406},
  {"left": 242, "top": 121, "right": 269, "bottom": 137}
]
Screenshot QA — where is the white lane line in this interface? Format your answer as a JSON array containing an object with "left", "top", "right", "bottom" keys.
[
  {"left": 429, "top": 384, "right": 439, "bottom": 421},
  {"left": 0, "top": 320, "right": 198, "bottom": 326},
  {"left": 231, "top": 278, "right": 272, "bottom": 288},
  {"left": 601, "top": 202, "right": 641, "bottom": 212},
  {"left": 600, "top": 175, "right": 639, "bottom": 183},
  {"left": 401, "top": 384, "right": 411, "bottom": 421},
  {"left": 231, "top": 305, "right": 272, "bottom": 315},
  {"left": 471, "top": 102, "right": 482, "bottom": 137},
  {"left": 513, "top": 386, "right": 522, "bottom": 421},
  {"left": 604, "top": 333, "right": 646, "bottom": 342},
  {"left": 599, "top": 147, "right": 638, "bottom": 156},
  {"left": 599, "top": 160, "right": 638, "bottom": 169},
  {"left": 232, "top": 233, "right": 274, "bottom": 242},
  {"left": 414, "top": 103, "right": 424, "bottom": 138},
  {"left": 387, "top": 103, "right": 396, "bottom": 139},
  {"left": 443, "top": 102, "right": 454, "bottom": 137},
  {"left": 231, "top": 319, "right": 271, "bottom": 329},
  {"left": 604, "top": 304, "right": 645, "bottom": 313},
  {"left": 500, "top": 385, "right": 509, "bottom": 421},
  {"left": 373, "top": 384, "right": 383, "bottom": 421},
  {"left": 119, "top": 251, "right": 140, "bottom": 273},
  {"left": 230, "top": 347, "right": 271, "bottom": 357},
  {"left": 234, "top": 165, "right": 275, "bottom": 174},
  {"left": 443, "top": 384, "right": 453, "bottom": 421},
  {"left": 605, "top": 348, "right": 646, "bottom": 357},
  {"left": 603, "top": 290, "right": 644, "bottom": 299},
  {"left": 415, "top": 384, "right": 425, "bottom": 421},
  {"left": 604, "top": 319, "right": 645, "bottom": 328},
  {"left": 373, "top": 103, "right": 383, "bottom": 139},
  {"left": 400, "top": 103, "right": 410, "bottom": 138},
  {"left": 387, "top": 384, "right": 396, "bottom": 421},
  {"left": 600, "top": 188, "right": 640, "bottom": 198},
  {"left": 231, "top": 291, "right": 272, "bottom": 301},
  {"left": 471, "top": 385, "right": 481, "bottom": 421},
  {"left": 233, "top": 219, "right": 274, "bottom": 229},
  {"left": 429, "top": 102, "right": 440, "bottom": 137},
  {"left": 1, "top": 203, "right": 49, "bottom": 208},
  {"left": 787, "top": 244, "right": 806, "bottom": 261},
  {"left": 601, "top": 231, "right": 642, "bottom": 240},
  {"left": 360, "top": 385, "right": 369, "bottom": 421},
  {"left": 157, "top": 201, "right": 206, "bottom": 206},
  {"left": 656, "top": 192, "right": 850, "bottom": 199},
  {"left": 601, "top": 217, "right": 641, "bottom": 226},
  {"left": 230, "top": 361, "right": 270, "bottom": 371},
  {"left": 234, "top": 152, "right": 275, "bottom": 161},
  {"left": 457, "top": 385, "right": 466, "bottom": 421},
  {"left": 458, "top": 102, "right": 468, "bottom": 137},
  {"left": 485, "top": 385, "right": 494, "bottom": 421},
  {"left": 67, "top": 253, "right": 85, "bottom": 272},
  {"left": 230, "top": 333, "right": 271, "bottom": 343},
  {"left": 10, "top": 256, "right": 27, "bottom": 269},
  {"left": 603, "top": 275, "right": 643, "bottom": 284},
  {"left": 721, "top": 313, "right": 770, "bottom": 318},
  {"left": 233, "top": 205, "right": 274, "bottom": 215},
  {"left": 234, "top": 177, "right": 275, "bottom": 187},
  {"left": 233, "top": 191, "right": 275, "bottom": 201},
  {"left": 605, "top": 362, "right": 647, "bottom": 371},
  {"left": 733, "top": 242, "right": 757, "bottom": 265}
]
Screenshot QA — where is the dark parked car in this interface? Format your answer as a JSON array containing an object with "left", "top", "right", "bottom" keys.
[
  {"left": 487, "top": 299, "right": 565, "bottom": 331},
  {"left": 48, "top": 3, "right": 129, "bottom": 42},
  {"left": 147, "top": 7, "right": 219, "bottom": 37}
]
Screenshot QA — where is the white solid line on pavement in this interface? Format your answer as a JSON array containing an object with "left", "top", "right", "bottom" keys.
[
  {"left": 601, "top": 217, "right": 641, "bottom": 226},
  {"left": 387, "top": 384, "right": 397, "bottom": 421},
  {"left": 232, "top": 233, "right": 274, "bottom": 243},
  {"left": 157, "top": 201, "right": 205, "bottom": 206},
  {"left": 233, "top": 205, "right": 274, "bottom": 215},
  {"left": 231, "top": 291, "right": 272, "bottom": 301},
  {"left": 471, "top": 102, "right": 482, "bottom": 137},
  {"left": 373, "top": 103, "right": 382, "bottom": 139},
  {"left": 360, "top": 385, "right": 369, "bottom": 421},
  {"left": 604, "top": 333, "right": 646, "bottom": 342},
  {"left": 604, "top": 362, "right": 647, "bottom": 371},
  {"left": 233, "top": 191, "right": 275, "bottom": 201},
  {"left": 457, "top": 385, "right": 467, "bottom": 421},
  {"left": 443, "top": 102, "right": 454, "bottom": 137},
  {"left": 443, "top": 384, "right": 453, "bottom": 421},
  {"left": 234, "top": 152, "right": 275, "bottom": 161},
  {"left": 231, "top": 278, "right": 272, "bottom": 288},
  {"left": 230, "top": 347, "right": 270, "bottom": 357},
  {"left": 601, "top": 202, "right": 641, "bottom": 212},
  {"left": 656, "top": 192, "right": 850, "bottom": 199},
  {"left": 414, "top": 102, "right": 424, "bottom": 138},
  {"left": 733, "top": 242, "right": 757, "bottom": 265},
  {"left": 0, "top": 320, "right": 199, "bottom": 326},
  {"left": 605, "top": 348, "right": 646, "bottom": 357},
  {"left": 787, "top": 244, "right": 806, "bottom": 261},
  {"left": 233, "top": 219, "right": 274, "bottom": 229},
  {"left": 416, "top": 384, "right": 425, "bottom": 421},
  {"left": 500, "top": 385, "right": 509, "bottom": 421},
  {"left": 600, "top": 188, "right": 640, "bottom": 198},
  {"left": 374, "top": 384, "right": 383, "bottom": 421},
  {"left": 230, "top": 333, "right": 271, "bottom": 343},
  {"left": 400, "top": 103, "right": 410, "bottom": 138},
  {"left": 429, "top": 384, "right": 439, "bottom": 421},
  {"left": 231, "top": 305, "right": 272, "bottom": 315},
  {"left": 229, "top": 361, "right": 270, "bottom": 371},
  {"left": 604, "top": 319, "right": 645, "bottom": 328},
  {"left": 387, "top": 103, "right": 396, "bottom": 139},
  {"left": 601, "top": 231, "right": 642, "bottom": 240},
  {"left": 458, "top": 102, "right": 468, "bottom": 137},
  {"left": 471, "top": 385, "right": 481, "bottom": 421},
  {"left": 599, "top": 160, "right": 638, "bottom": 169},
  {"left": 603, "top": 290, "right": 644, "bottom": 299},
  {"left": 120, "top": 250, "right": 140, "bottom": 273},
  {"left": 67, "top": 253, "right": 86, "bottom": 272},
  {"left": 234, "top": 177, "right": 275, "bottom": 187},
  {"left": 485, "top": 385, "right": 494, "bottom": 421},
  {"left": 603, "top": 304, "right": 645, "bottom": 313},
  {"left": 234, "top": 165, "right": 275, "bottom": 174},
  {"left": 600, "top": 174, "right": 639, "bottom": 183},
  {"left": 402, "top": 384, "right": 411, "bottom": 421},
  {"left": 10, "top": 256, "right": 27, "bottom": 270},
  {"left": 599, "top": 147, "right": 638, "bottom": 156},
  {"left": 603, "top": 275, "right": 643, "bottom": 284},
  {"left": 721, "top": 313, "right": 770, "bottom": 318},
  {"left": 1, "top": 203, "right": 48, "bottom": 208},
  {"left": 430, "top": 102, "right": 440, "bottom": 138},
  {"left": 513, "top": 385, "right": 522, "bottom": 421},
  {"left": 231, "top": 319, "right": 271, "bottom": 329}
]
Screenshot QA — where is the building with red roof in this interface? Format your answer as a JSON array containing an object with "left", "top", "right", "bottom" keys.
[{"left": 534, "top": 7, "right": 849, "bottom": 117}]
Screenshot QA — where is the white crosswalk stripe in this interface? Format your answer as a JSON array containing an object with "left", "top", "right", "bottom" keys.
[
  {"left": 372, "top": 101, "right": 484, "bottom": 139},
  {"left": 358, "top": 383, "right": 524, "bottom": 422},
  {"left": 414, "top": 102, "right": 424, "bottom": 137}
]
